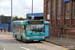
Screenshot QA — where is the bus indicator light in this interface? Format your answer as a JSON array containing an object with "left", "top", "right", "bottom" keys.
[{"left": 25, "top": 38, "right": 30, "bottom": 39}]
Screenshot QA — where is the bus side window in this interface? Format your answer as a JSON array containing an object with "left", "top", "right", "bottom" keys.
[{"left": 24, "top": 25, "right": 26, "bottom": 30}]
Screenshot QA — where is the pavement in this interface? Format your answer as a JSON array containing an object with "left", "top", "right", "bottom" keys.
[
  {"left": 0, "top": 31, "right": 68, "bottom": 50},
  {"left": 46, "top": 36, "right": 75, "bottom": 49}
]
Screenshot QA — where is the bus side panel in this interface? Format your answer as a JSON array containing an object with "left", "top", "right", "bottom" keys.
[{"left": 13, "top": 30, "right": 17, "bottom": 37}]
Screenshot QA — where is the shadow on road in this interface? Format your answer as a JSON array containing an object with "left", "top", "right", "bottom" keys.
[{"left": 16, "top": 39, "right": 42, "bottom": 44}]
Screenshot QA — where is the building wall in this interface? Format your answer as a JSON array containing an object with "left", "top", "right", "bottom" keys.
[
  {"left": 63, "top": 0, "right": 75, "bottom": 35},
  {"left": 44, "top": 0, "right": 75, "bottom": 37},
  {"left": 44, "top": 0, "right": 50, "bottom": 22}
]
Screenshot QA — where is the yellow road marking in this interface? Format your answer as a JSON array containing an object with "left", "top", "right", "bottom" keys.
[{"left": 41, "top": 41, "right": 68, "bottom": 50}]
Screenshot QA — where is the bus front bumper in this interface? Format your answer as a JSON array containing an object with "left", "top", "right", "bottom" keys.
[{"left": 25, "top": 39, "right": 45, "bottom": 42}]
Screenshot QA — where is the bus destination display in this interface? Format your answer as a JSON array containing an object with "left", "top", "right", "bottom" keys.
[{"left": 28, "top": 21, "right": 43, "bottom": 24}]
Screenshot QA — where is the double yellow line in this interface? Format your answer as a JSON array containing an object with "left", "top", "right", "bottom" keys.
[{"left": 41, "top": 41, "right": 68, "bottom": 50}]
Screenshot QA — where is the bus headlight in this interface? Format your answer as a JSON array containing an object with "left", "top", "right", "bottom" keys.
[
  {"left": 42, "top": 37, "right": 45, "bottom": 39},
  {"left": 25, "top": 38, "right": 30, "bottom": 39}
]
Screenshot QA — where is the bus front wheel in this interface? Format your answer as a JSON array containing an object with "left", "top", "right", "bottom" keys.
[
  {"left": 38, "top": 41, "right": 40, "bottom": 43},
  {"left": 21, "top": 37, "right": 23, "bottom": 42}
]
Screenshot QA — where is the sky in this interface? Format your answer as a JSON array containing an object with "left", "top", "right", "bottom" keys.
[{"left": 0, "top": 0, "right": 44, "bottom": 18}]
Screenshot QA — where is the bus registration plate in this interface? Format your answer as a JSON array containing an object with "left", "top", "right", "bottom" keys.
[{"left": 34, "top": 40, "right": 39, "bottom": 41}]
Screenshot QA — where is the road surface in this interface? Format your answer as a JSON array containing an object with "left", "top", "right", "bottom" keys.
[{"left": 0, "top": 32, "right": 68, "bottom": 50}]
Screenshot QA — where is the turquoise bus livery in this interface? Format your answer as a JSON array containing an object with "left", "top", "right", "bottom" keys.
[{"left": 13, "top": 20, "right": 45, "bottom": 42}]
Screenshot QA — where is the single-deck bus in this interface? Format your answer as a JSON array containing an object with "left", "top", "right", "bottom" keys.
[{"left": 13, "top": 20, "right": 45, "bottom": 42}]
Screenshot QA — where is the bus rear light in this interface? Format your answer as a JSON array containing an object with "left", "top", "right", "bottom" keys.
[{"left": 25, "top": 38, "right": 30, "bottom": 39}]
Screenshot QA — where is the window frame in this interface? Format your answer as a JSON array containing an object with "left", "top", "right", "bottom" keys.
[
  {"left": 52, "top": 0, "right": 55, "bottom": 20},
  {"left": 57, "top": 0, "right": 61, "bottom": 19},
  {"left": 47, "top": 0, "right": 50, "bottom": 20},
  {"left": 73, "top": 0, "right": 75, "bottom": 19},
  {"left": 65, "top": 2, "right": 70, "bottom": 19}
]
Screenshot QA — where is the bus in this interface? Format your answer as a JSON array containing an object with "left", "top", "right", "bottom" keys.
[{"left": 13, "top": 20, "right": 45, "bottom": 42}]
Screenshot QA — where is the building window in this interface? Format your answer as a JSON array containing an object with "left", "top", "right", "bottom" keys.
[
  {"left": 52, "top": 0, "right": 55, "bottom": 20},
  {"left": 65, "top": 2, "right": 70, "bottom": 19},
  {"left": 47, "top": 0, "right": 50, "bottom": 20},
  {"left": 57, "top": 0, "right": 61, "bottom": 19},
  {"left": 73, "top": 0, "right": 75, "bottom": 19}
]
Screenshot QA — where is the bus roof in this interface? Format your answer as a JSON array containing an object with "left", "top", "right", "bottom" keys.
[{"left": 13, "top": 20, "right": 45, "bottom": 25}]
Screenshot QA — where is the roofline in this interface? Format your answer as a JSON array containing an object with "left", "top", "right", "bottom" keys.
[{"left": 27, "top": 13, "right": 43, "bottom": 14}]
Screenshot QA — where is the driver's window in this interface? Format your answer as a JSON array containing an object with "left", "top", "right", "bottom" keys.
[{"left": 26, "top": 25, "right": 32, "bottom": 33}]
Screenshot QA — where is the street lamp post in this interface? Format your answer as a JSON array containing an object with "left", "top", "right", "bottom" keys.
[
  {"left": 32, "top": 0, "right": 33, "bottom": 15},
  {"left": 31, "top": 0, "right": 34, "bottom": 20}
]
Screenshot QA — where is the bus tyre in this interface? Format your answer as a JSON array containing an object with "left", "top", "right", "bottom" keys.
[
  {"left": 38, "top": 41, "right": 40, "bottom": 43},
  {"left": 21, "top": 37, "right": 23, "bottom": 42},
  {"left": 15, "top": 35, "right": 17, "bottom": 38}
]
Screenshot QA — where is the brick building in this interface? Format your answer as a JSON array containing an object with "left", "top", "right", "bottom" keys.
[{"left": 44, "top": 0, "right": 75, "bottom": 37}]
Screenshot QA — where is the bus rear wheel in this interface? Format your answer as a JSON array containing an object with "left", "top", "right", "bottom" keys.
[
  {"left": 15, "top": 35, "right": 17, "bottom": 38},
  {"left": 15, "top": 35, "right": 18, "bottom": 40}
]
